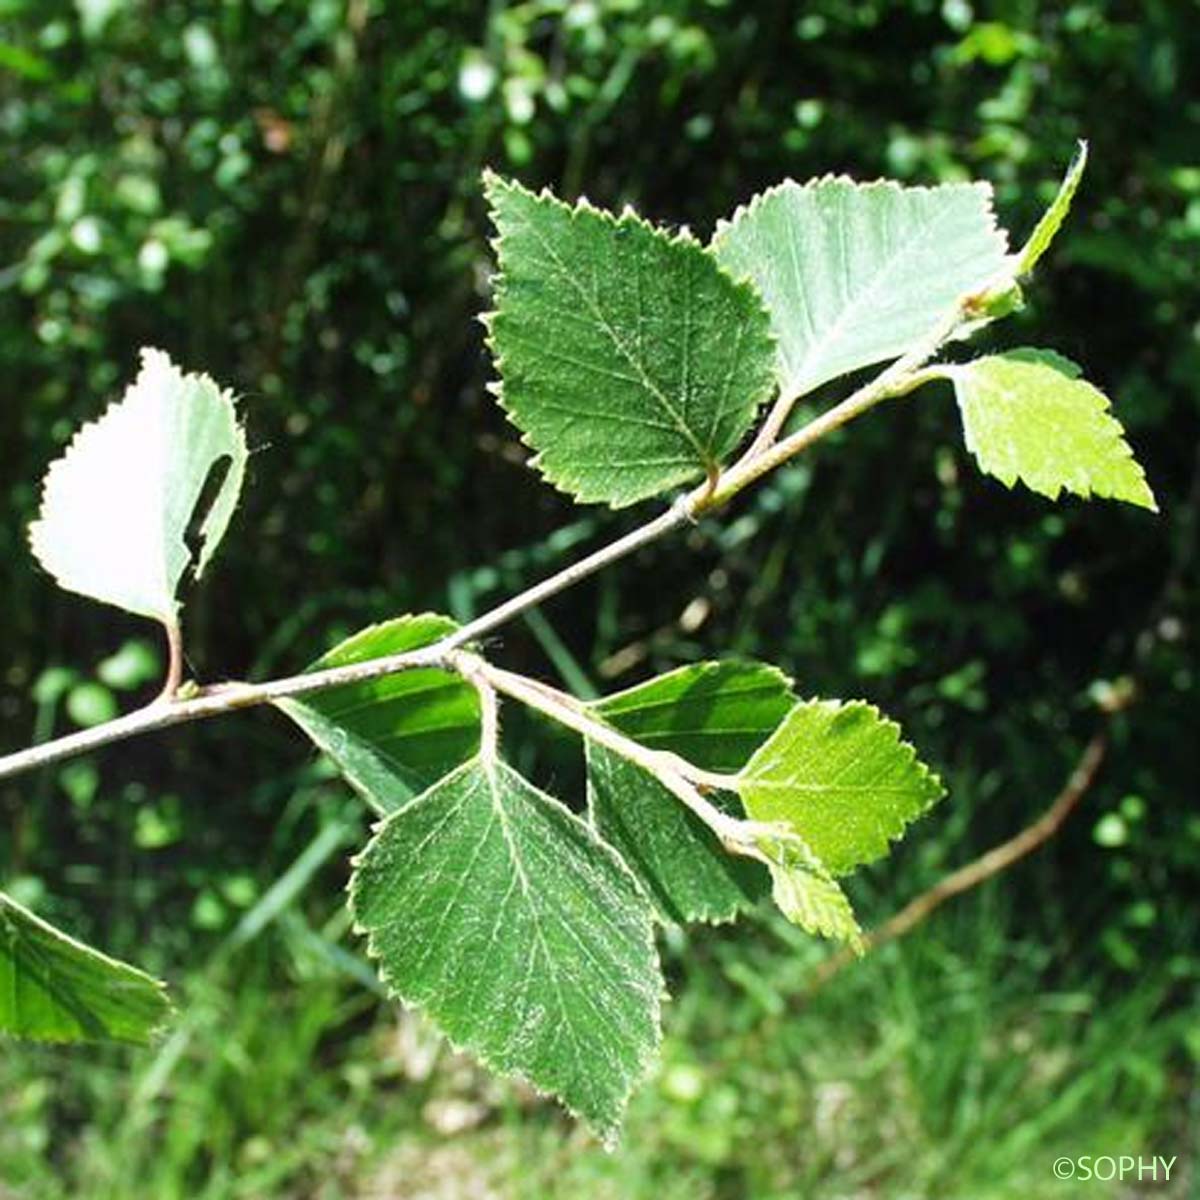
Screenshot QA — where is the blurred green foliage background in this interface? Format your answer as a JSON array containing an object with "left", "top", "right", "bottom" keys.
[{"left": 1, "top": 1, "right": 1197, "bottom": 1196}]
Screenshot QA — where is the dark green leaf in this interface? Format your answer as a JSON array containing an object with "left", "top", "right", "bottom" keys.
[
  {"left": 485, "top": 173, "right": 777, "bottom": 507},
  {"left": 588, "top": 662, "right": 792, "bottom": 923},
  {"left": 351, "top": 757, "right": 662, "bottom": 1141},
  {"left": 277, "top": 614, "right": 480, "bottom": 813},
  {"left": 0, "top": 891, "right": 171, "bottom": 1045}
]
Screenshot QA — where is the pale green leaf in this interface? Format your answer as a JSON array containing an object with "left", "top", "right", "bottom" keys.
[
  {"left": 951, "top": 145, "right": 1088, "bottom": 336},
  {"left": 711, "top": 177, "right": 1009, "bottom": 400},
  {"left": 947, "top": 349, "right": 1157, "bottom": 510},
  {"left": 587, "top": 662, "right": 793, "bottom": 923},
  {"left": 350, "top": 758, "right": 662, "bottom": 1142},
  {"left": 0, "top": 890, "right": 171, "bottom": 1044},
  {"left": 484, "top": 172, "right": 777, "bottom": 508},
  {"left": 755, "top": 834, "right": 862, "bottom": 949},
  {"left": 28, "top": 347, "right": 248, "bottom": 624},
  {"left": 276, "top": 614, "right": 479, "bottom": 813},
  {"left": 1018, "top": 141, "right": 1088, "bottom": 274},
  {"left": 738, "top": 700, "right": 944, "bottom": 875}
]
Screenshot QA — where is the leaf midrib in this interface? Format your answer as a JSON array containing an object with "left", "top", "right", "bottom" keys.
[
  {"left": 487, "top": 764, "right": 590, "bottom": 1094},
  {"left": 512, "top": 208, "right": 712, "bottom": 468},
  {"left": 785, "top": 191, "right": 952, "bottom": 393}
]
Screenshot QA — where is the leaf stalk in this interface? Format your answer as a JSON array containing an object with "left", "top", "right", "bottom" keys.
[{"left": 0, "top": 334, "right": 959, "bottom": 786}]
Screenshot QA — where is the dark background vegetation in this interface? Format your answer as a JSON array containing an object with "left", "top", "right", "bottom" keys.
[{"left": 1, "top": 2, "right": 1196, "bottom": 1196}]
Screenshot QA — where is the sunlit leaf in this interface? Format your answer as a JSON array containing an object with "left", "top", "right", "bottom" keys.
[
  {"left": 755, "top": 833, "right": 863, "bottom": 949},
  {"left": 738, "top": 699, "right": 944, "bottom": 875},
  {"left": 712, "top": 177, "right": 1009, "bottom": 399},
  {"left": 1018, "top": 141, "right": 1089, "bottom": 274},
  {"left": 946, "top": 349, "right": 1157, "bottom": 510},
  {"left": 28, "top": 347, "right": 247, "bottom": 625}
]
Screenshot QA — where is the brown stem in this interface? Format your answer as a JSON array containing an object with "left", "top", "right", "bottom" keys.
[
  {"left": 0, "top": 332, "right": 959, "bottom": 784},
  {"left": 806, "top": 731, "right": 1109, "bottom": 993},
  {"left": 158, "top": 618, "right": 184, "bottom": 703}
]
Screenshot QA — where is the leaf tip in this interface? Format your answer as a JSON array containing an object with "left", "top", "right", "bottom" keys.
[
  {"left": 1127, "top": 479, "right": 1160, "bottom": 514},
  {"left": 1017, "top": 144, "right": 1090, "bottom": 275}
]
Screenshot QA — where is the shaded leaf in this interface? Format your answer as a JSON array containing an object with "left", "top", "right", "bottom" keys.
[
  {"left": 28, "top": 347, "right": 247, "bottom": 624},
  {"left": 277, "top": 614, "right": 479, "bottom": 813},
  {"left": 587, "top": 662, "right": 792, "bottom": 923},
  {"left": 738, "top": 700, "right": 944, "bottom": 875},
  {"left": 712, "top": 177, "right": 1009, "bottom": 399},
  {"left": 946, "top": 349, "right": 1157, "bottom": 510},
  {"left": 0, "top": 891, "right": 171, "bottom": 1045},
  {"left": 351, "top": 758, "right": 662, "bottom": 1142},
  {"left": 484, "top": 172, "right": 777, "bottom": 507},
  {"left": 592, "top": 660, "right": 794, "bottom": 767}
]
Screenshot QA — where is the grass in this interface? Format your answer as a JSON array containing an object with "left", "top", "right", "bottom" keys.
[{"left": 1, "top": 877, "right": 1194, "bottom": 1200}]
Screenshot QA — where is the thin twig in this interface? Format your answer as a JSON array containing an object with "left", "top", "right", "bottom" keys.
[
  {"left": 466, "top": 656, "right": 779, "bottom": 859},
  {"left": 0, "top": 644, "right": 449, "bottom": 780},
  {"left": 0, "top": 333, "right": 962, "bottom": 785},
  {"left": 443, "top": 496, "right": 694, "bottom": 651},
  {"left": 489, "top": 666, "right": 741, "bottom": 793},
  {"left": 701, "top": 310, "right": 964, "bottom": 512},
  {"left": 806, "top": 731, "right": 1109, "bottom": 992},
  {"left": 701, "top": 354, "right": 939, "bottom": 511}
]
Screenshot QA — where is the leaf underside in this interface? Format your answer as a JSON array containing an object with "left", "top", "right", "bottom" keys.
[
  {"left": 485, "top": 172, "right": 777, "bottom": 507},
  {"left": 28, "top": 347, "right": 247, "bottom": 624},
  {"left": 712, "top": 176, "right": 1010, "bottom": 400},
  {"left": 350, "top": 757, "right": 662, "bottom": 1142},
  {"left": 738, "top": 699, "right": 945, "bottom": 876},
  {"left": 0, "top": 891, "right": 171, "bottom": 1045},
  {"left": 587, "top": 662, "right": 793, "bottom": 923},
  {"left": 950, "top": 349, "right": 1157, "bottom": 510},
  {"left": 277, "top": 614, "right": 480, "bottom": 813}
]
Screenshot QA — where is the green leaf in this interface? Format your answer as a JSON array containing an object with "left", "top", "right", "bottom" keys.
[
  {"left": 0, "top": 890, "right": 171, "bottom": 1044},
  {"left": 711, "top": 177, "right": 1009, "bottom": 400},
  {"left": 737, "top": 700, "right": 944, "bottom": 875},
  {"left": 350, "top": 757, "right": 662, "bottom": 1142},
  {"left": 484, "top": 172, "right": 777, "bottom": 508},
  {"left": 592, "top": 661, "right": 794, "bottom": 767},
  {"left": 1018, "top": 141, "right": 1088, "bottom": 274},
  {"left": 587, "top": 662, "right": 793, "bottom": 923},
  {"left": 276, "top": 614, "right": 479, "bottom": 814},
  {"left": 755, "top": 834, "right": 863, "bottom": 950},
  {"left": 946, "top": 349, "right": 1157, "bottom": 510},
  {"left": 28, "top": 347, "right": 248, "bottom": 625}
]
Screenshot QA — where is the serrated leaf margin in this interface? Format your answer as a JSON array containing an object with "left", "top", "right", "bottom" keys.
[
  {"left": 0, "top": 891, "right": 174, "bottom": 1046},
  {"left": 347, "top": 755, "right": 664, "bottom": 1144},
  {"left": 481, "top": 170, "right": 778, "bottom": 507},
  {"left": 737, "top": 698, "right": 946, "bottom": 876}
]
